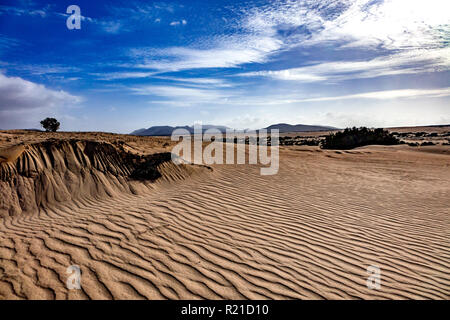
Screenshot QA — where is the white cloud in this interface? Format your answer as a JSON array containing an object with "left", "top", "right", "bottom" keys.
[
  {"left": 311, "top": 0, "right": 450, "bottom": 50},
  {"left": 237, "top": 0, "right": 450, "bottom": 81},
  {"left": 0, "top": 73, "right": 82, "bottom": 111},
  {"left": 153, "top": 76, "right": 232, "bottom": 87},
  {"left": 241, "top": 47, "right": 450, "bottom": 82},
  {"left": 169, "top": 19, "right": 187, "bottom": 27},
  {"left": 132, "top": 35, "right": 281, "bottom": 71},
  {"left": 8, "top": 64, "right": 81, "bottom": 75},
  {"left": 127, "top": 0, "right": 449, "bottom": 77},
  {"left": 227, "top": 87, "right": 450, "bottom": 106},
  {"left": 101, "top": 21, "right": 122, "bottom": 34},
  {"left": 131, "top": 85, "right": 233, "bottom": 107},
  {"left": 240, "top": 0, "right": 449, "bottom": 51},
  {"left": 129, "top": 1, "right": 290, "bottom": 72},
  {"left": 0, "top": 4, "right": 50, "bottom": 18},
  {"left": 130, "top": 81, "right": 450, "bottom": 111},
  {"left": 168, "top": 86, "right": 449, "bottom": 110},
  {"left": 92, "top": 71, "right": 156, "bottom": 80},
  {"left": 0, "top": 34, "right": 22, "bottom": 54},
  {"left": 297, "top": 87, "right": 450, "bottom": 102},
  {"left": 0, "top": 73, "right": 82, "bottom": 128},
  {"left": 132, "top": 85, "right": 227, "bottom": 98}
]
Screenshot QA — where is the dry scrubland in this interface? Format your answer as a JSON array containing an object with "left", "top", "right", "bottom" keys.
[{"left": 0, "top": 128, "right": 449, "bottom": 299}]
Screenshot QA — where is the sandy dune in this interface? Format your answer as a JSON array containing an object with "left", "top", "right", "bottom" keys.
[{"left": 0, "top": 131, "right": 449, "bottom": 299}]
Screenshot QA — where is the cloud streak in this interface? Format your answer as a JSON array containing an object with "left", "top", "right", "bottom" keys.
[
  {"left": 237, "top": 87, "right": 450, "bottom": 105},
  {"left": 131, "top": 35, "right": 282, "bottom": 72},
  {"left": 131, "top": 84, "right": 233, "bottom": 107},
  {"left": 294, "top": 87, "right": 450, "bottom": 102},
  {"left": 241, "top": 47, "right": 450, "bottom": 82},
  {"left": 92, "top": 71, "right": 156, "bottom": 80}
]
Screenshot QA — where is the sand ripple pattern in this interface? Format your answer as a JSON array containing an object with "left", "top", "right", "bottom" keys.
[{"left": 0, "top": 146, "right": 449, "bottom": 299}]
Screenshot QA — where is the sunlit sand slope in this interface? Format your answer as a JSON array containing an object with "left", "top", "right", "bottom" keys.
[{"left": 0, "top": 142, "right": 449, "bottom": 299}]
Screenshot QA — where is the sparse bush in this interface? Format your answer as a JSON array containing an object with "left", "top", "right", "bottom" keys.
[
  {"left": 420, "top": 141, "right": 435, "bottom": 146},
  {"left": 283, "top": 140, "right": 294, "bottom": 145},
  {"left": 40, "top": 117, "right": 60, "bottom": 132},
  {"left": 298, "top": 139, "right": 320, "bottom": 146},
  {"left": 320, "top": 127, "right": 399, "bottom": 150}
]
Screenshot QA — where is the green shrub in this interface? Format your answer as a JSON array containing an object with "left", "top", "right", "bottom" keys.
[{"left": 320, "top": 127, "right": 399, "bottom": 150}]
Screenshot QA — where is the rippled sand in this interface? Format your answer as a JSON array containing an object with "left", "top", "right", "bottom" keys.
[{"left": 0, "top": 131, "right": 449, "bottom": 299}]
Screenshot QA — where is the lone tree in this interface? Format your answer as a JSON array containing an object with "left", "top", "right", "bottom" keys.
[{"left": 40, "top": 117, "right": 60, "bottom": 132}]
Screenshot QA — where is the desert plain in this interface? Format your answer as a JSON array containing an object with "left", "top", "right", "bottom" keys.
[{"left": 0, "top": 127, "right": 449, "bottom": 299}]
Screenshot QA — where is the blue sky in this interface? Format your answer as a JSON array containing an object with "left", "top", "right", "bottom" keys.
[{"left": 0, "top": 0, "right": 449, "bottom": 132}]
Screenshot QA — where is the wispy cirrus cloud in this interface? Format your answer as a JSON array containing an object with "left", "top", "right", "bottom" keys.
[
  {"left": 2, "top": 2, "right": 123, "bottom": 35},
  {"left": 309, "top": 0, "right": 450, "bottom": 50},
  {"left": 240, "top": 0, "right": 449, "bottom": 51},
  {"left": 288, "top": 87, "right": 450, "bottom": 103},
  {"left": 218, "top": 87, "right": 450, "bottom": 106},
  {"left": 126, "top": 1, "right": 293, "bottom": 72},
  {"left": 126, "top": 0, "right": 449, "bottom": 77},
  {"left": 91, "top": 71, "right": 156, "bottom": 81},
  {"left": 8, "top": 64, "right": 81, "bottom": 75},
  {"left": 131, "top": 85, "right": 233, "bottom": 106},
  {"left": 129, "top": 83, "right": 450, "bottom": 109},
  {"left": 0, "top": 34, "right": 22, "bottom": 54},
  {"left": 0, "top": 4, "right": 50, "bottom": 18},
  {"left": 240, "top": 47, "right": 450, "bottom": 82},
  {"left": 169, "top": 20, "right": 187, "bottom": 26},
  {"left": 107, "top": 2, "right": 179, "bottom": 18},
  {"left": 130, "top": 35, "right": 282, "bottom": 72},
  {"left": 102, "top": 2, "right": 183, "bottom": 32},
  {"left": 235, "top": 0, "right": 450, "bottom": 82},
  {"left": 153, "top": 76, "right": 233, "bottom": 88},
  {"left": 100, "top": 21, "right": 123, "bottom": 34}
]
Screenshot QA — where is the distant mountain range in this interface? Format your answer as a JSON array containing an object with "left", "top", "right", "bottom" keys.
[
  {"left": 264, "top": 123, "right": 338, "bottom": 133},
  {"left": 131, "top": 125, "right": 230, "bottom": 136},
  {"left": 131, "top": 123, "right": 338, "bottom": 136}
]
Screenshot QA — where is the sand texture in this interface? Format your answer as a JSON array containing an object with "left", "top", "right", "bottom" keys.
[{"left": 0, "top": 131, "right": 449, "bottom": 299}]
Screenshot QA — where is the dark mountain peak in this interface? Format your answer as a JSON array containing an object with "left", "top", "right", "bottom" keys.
[
  {"left": 131, "top": 125, "right": 229, "bottom": 136},
  {"left": 264, "top": 123, "right": 338, "bottom": 133}
]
